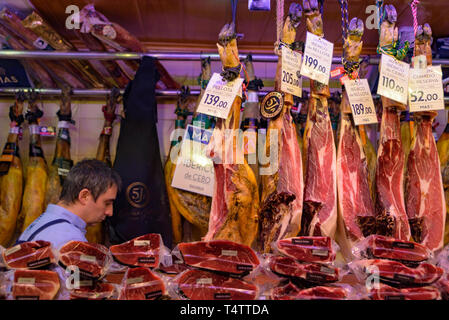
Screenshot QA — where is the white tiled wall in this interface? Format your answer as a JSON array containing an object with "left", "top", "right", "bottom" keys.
[{"left": 0, "top": 98, "right": 178, "bottom": 171}]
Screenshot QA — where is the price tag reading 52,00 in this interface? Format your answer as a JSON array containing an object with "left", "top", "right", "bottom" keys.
[
  {"left": 300, "top": 32, "right": 334, "bottom": 86},
  {"left": 344, "top": 78, "right": 378, "bottom": 126},
  {"left": 377, "top": 54, "right": 410, "bottom": 105},
  {"left": 196, "top": 73, "right": 244, "bottom": 119},
  {"left": 281, "top": 46, "right": 302, "bottom": 97},
  {"left": 408, "top": 65, "right": 445, "bottom": 113}
]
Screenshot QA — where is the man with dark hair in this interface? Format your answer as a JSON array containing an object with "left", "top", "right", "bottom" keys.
[{"left": 17, "top": 159, "right": 121, "bottom": 248}]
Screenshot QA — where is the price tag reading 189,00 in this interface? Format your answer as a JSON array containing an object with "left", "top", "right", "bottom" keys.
[
  {"left": 281, "top": 46, "right": 302, "bottom": 97},
  {"left": 196, "top": 73, "right": 244, "bottom": 119},
  {"left": 300, "top": 32, "right": 334, "bottom": 86},
  {"left": 408, "top": 65, "right": 445, "bottom": 113},
  {"left": 344, "top": 78, "right": 378, "bottom": 126},
  {"left": 377, "top": 54, "right": 410, "bottom": 105}
]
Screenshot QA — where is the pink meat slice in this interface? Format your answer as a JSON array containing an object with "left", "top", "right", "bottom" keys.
[
  {"left": 177, "top": 240, "right": 259, "bottom": 275},
  {"left": 119, "top": 267, "right": 165, "bottom": 300},
  {"left": 70, "top": 282, "right": 117, "bottom": 300},
  {"left": 365, "top": 235, "right": 430, "bottom": 263},
  {"left": 370, "top": 283, "right": 440, "bottom": 300},
  {"left": 2, "top": 240, "right": 55, "bottom": 269},
  {"left": 109, "top": 233, "right": 162, "bottom": 268},
  {"left": 295, "top": 286, "right": 348, "bottom": 300},
  {"left": 405, "top": 115, "right": 445, "bottom": 251},
  {"left": 271, "top": 282, "right": 302, "bottom": 300},
  {"left": 12, "top": 269, "right": 60, "bottom": 300},
  {"left": 376, "top": 108, "right": 410, "bottom": 240},
  {"left": 276, "top": 236, "right": 336, "bottom": 263}
]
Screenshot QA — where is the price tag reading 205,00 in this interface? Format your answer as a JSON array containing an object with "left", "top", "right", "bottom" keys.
[
  {"left": 300, "top": 32, "right": 334, "bottom": 86},
  {"left": 196, "top": 73, "right": 244, "bottom": 119},
  {"left": 344, "top": 78, "right": 378, "bottom": 126},
  {"left": 408, "top": 65, "right": 445, "bottom": 113},
  {"left": 377, "top": 54, "right": 410, "bottom": 105},
  {"left": 281, "top": 46, "right": 302, "bottom": 97}
]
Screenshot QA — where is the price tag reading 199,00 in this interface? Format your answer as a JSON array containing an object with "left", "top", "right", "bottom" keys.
[
  {"left": 408, "top": 65, "right": 445, "bottom": 113},
  {"left": 344, "top": 78, "right": 378, "bottom": 126},
  {"left": 300, "top": 32, "right": 334, "bottom": 86},
  {"left": 377, "top": 54, "right": 410, "bottom": 105},
  {"left": 281, "top": 46, "right": 302, "bottom": 97},
  {"left": 196, "top": 73, "right": 244, "bottom": 119}
]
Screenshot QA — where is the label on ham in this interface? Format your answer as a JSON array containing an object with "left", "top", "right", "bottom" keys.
[
  {"left": 320, "top": 265, "right": 335, "bottom": 275},
  {"left": 221, "top": 250, "right": 238, "bottom": 257},
  {"left": 408, "top": 65, "right": 444, "bottom": 112},
  {"left": 127, "top": 277, "right": 144, "bottom": 285},
  {"left": 281, "top": 46, "right": 303, "bottom": 97},
  {"left": 313, "top": 249, "right": 329, "bottom": 257},
  {"left": 393, "top": 273, "right": 415, "bottom": 283},
  {"left": 236, "top": 264, "right": 253, "bottom": 272},
  {"left": 27, "top": 258, "right": 51, "bottom": 268},
  {"left": 145, "top": 291, "right": 163, "bottom": 299},
  {"left": 344, "top": 79, "right": 378, "bottom": 125},
  {"left": 292, "top": 238, "right": 313, "bottom": 245},
  {"left": 80, "top": 255, "right": 97, "bottom": 263},
  {"left": 392, "top": 241, "right": 415, "bottom": 250},
  {"left": 137, "top": 257, "right": 156, "bottom": 264},
  {"left": 300, "top": 32, "right": 334, "bottom": 85},
  {"left": 377, "top": 54, "right": 410, "bottom": 105},
  {"left": 79, "top": 280, "right": 93, "bottom": 287},
  {"left": 5, "top": 245, "right": 21, "bottom": 256},
  {"left": 134, "top": 240, "right": 151, "bottom": 246},
  {"left": 17, "top": 277, "right": 35, "bottom": 285},
  {"left": 196, "top": 278, "right": 213, "bottom": 285},
  {"left": 196, "top": 73, "right": 244, "bottom": 119},
  {"left": 214, "top": 293, "right": 231, "bottom": 300},
  {"left": 102, "top": 25, "right": 117, "bottom": 40}
]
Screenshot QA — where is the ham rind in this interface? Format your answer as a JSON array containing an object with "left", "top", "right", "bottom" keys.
[
  {"left": 353, "top": 259, "right": 443, "bottom": 287},
  {"left": 3, "top": 240, "right": 55, "bottom": 269},
  {"left": 119, "top": 267, "right": 165, "bottom": 300},
  {"left": 12, "top": 269, "right": 60, "bottom": 300},
  {"left": 58, "top": 241, "right": 111, "bottom": 279},
  {"left": 173, "top": 269, "right": 258, "bottom": 300},
  {"left": 275, "top": 236, "right": 336, "bottom": 263},
  {"left": 109, "top": 234, "right": 162, "bottom": 268},
  {"left": 268, "top": 256, "right": 339, "bottom": 285},
  {"left": 177, "top": 240, "right": 259, "bottom": 276},
  {"left": 70, "top": 282, "right": 117, "bottom": 300},
  {"left": 369, "top": 283, "right": 441, "bottom": 300}
]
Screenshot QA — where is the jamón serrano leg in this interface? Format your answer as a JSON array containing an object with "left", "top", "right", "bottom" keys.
[
  {"left": 0, "top": 92, "right": 25, "bottom": 246},
  {"left": 258, "top": 4, "right": 304, "bottom": 252},
  {"left": 405, "top": 24, "right": 445, "bottom": 251},
  {"left": 437, "top": 116, "right": 449, "bottom": 245},
  {"left": 301, "top": 0, "right": 337, "bottom": 238}
]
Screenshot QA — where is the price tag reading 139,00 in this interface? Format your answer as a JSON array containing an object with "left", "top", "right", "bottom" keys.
[
  {"left": 196, "top": 72, "right": 244, "bottom": 119},
  {"left": 344, "top": 78, "right": 378, "bottom": 126},
  {"left": 408, "top": 65, "right": 445, "bottom": 113},
  {"left": 281, "top": 46, "right": 302, "bottom": 97},
  {"left": 377, "top": 54, "right": 410, "bottom": 105},
  {"left": 300, "top": 32, "right": 334, "bottom": 86}
]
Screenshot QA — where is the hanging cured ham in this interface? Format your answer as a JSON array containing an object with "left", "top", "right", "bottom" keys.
[
  {"left": 204, "top": 22, "right": 259, "bottom": 247},
  {"left": 405, "top": 24, "right": 445, "bottom": 251},
  {"left": 301, "top": 0, "right": 337, "bottom": 238},
  {"left": 0, "top": 93, "right": 25, "bottom": 246},
  {"left": 374, "top": 4, "right": 410, "bottom": 240},
  {"left": 437, "top": 117, "right": 449, "bottom": 245},
  {"left": 336, "top": 17, "right": 376, "bottom": 260},
  {"left": 258, "top": 3, "right": 304, "bottom": 252}
]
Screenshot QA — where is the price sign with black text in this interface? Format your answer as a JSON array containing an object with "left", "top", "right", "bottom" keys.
[
  {"left": 197, "top": 73, "right": 244, "bottom": 119},
  {"left": 300, "top": 32, "right": 333, "bottom": 86},
  {"left": 344, "top": 79, "right": 378, "bottom": 125},
  {"left": 377, "top": 54, "right": 410, "bottom": 105},
  {"left": 408, "top": 65, "right": 444, "bottom": 113},
  {"left": 281, "top": 46, "right": 302, "bottom": 97}
]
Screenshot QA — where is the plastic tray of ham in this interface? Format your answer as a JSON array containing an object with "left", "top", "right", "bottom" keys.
[
  {"left": 1, "top": 241, "right": 55, "bottom": 269},
  {"left": 69, "top": 281, "right": 117, "bottom": 300},
  {"left": 368, "top": 283, "right": 441, "bottom": 300},
  {"left": 266, "top": 255, "right": 341, "bottom": 286},
  {"left": 5, "top": 269, "right": 61, "bottom": 300},
  {"left": 174, "top": 240, "right": 260, "bottom": 276},
  {"left": 271, "top": 282, "right": 353, "bottom": 300},
  {"left": 58, "top": 241, "right": 112, "bottom": 280},
  {"left": 110, "top": 234, "right": 167, "bottom": 269},
  {"left": 169, "top": 269, "right": 259, "bottom": 300},
  {"left": 352, "top": 235, "right": 432, "bottom": 266},
  {"left": 349, "top": 259, "right": 443, "bottom": 288},
  {"left": 273, "top": 236, "right": 338, "bottom": 263},
  {"left": 118, "top": 267, "right": 166, "bottom": 300}
]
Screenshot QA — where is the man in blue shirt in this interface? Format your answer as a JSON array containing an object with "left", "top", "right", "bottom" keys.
[{"left": 18, "top": 159, "right": 121, "bottom": 249}]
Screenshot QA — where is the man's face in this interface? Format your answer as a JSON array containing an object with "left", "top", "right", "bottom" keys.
[{"left": 85, "top": 185, "right": 118, "bottom": 225}]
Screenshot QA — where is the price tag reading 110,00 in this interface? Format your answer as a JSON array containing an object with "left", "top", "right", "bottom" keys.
[
  {"left": 196, "top": 72, "right": 244, "bottom": 119},
  {"left": 408, "top": 65, "right": 445, "bottom": 113},
  {"left": 344, "top": 78, "right": 378, "bottom": 126},
  {"left": 300, "top": 32, "right": 334, "bottom": 86},
  {"left": 377, "top": 54, "right": 410, "bottom": 105}
]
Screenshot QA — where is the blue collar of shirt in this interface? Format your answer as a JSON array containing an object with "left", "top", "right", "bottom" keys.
[{"left": 46, "top": 204, "right": 87, "bottom": 233}]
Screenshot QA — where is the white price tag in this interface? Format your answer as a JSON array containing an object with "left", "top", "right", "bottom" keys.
[
  {"left": 281, "top": 46, "right": 302, "bottom": 97},
  {"left": 408, "top": 65, "right": 444, "bottom": 113},
  {"left": 196, "top": 73, "right": 244, "bottom": 119},
  {"left": 80, "top": 254, "right": 97, "bottom": 263},
  {"left": 344, "top": 79, "right": 378, "bottom": 125},
  {"left": 377, "top": 54, "right": 410, "bottom": 105},
  {"left": 134, "top": 240, "right": 151, "bottom": 247},
  {"left": 5, "top": 245, "right": 21, "bottom": 256},
  {"left": 171, "top": 125, "right": 215, "bottom": 197},
  {"left": 300, "top": 32, "right": 334, "bottom": 85}
]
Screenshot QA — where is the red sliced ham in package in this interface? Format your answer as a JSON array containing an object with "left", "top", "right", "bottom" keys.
[
  {"left": 169, "top": 269, "right": 259, "bottom": 300},
  {"left": 1, "top": 241, "right": 55, "bottom": 269},
  {"left": 349, "top": 259, "right": 443, "bottom": 287},
  {"left": 110, "top": 234, "right": 169, "bottom": 268},
  {"left": 118, "top": 267, "right": 166, "bottom": 300},
  {"left": 369, "top": 283, "right": 441, "bottom": 300},
  {"left": 274, "top": 236, "right": 338, "bottom": 263},
  {"left": 175, "top": 240, "right": 260, "bottom": 276},
  {"left": 69, "top": 281, "right": 117, "bottom": 300},
  {"left": 352, "top": 235, "right": 432, "bottom": 266},
  {"left": 3, "top": 269, "right": 61, "bottom": 300},
  {"left": 271, "top": 281, "right": 353, "bottom": 300},
  {"left": 58, "top": 241, "right": 112, "bottom": 280}
]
